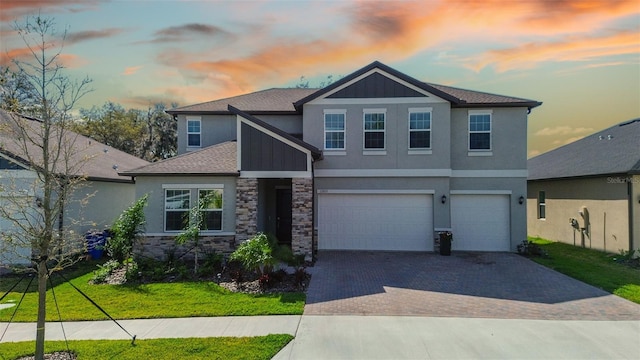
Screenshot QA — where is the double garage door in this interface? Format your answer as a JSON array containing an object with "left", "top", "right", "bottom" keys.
[
  {"left": 318, "top": 193, "right": 433, "bottom": 251},
  {"left": 318, "top": 193, "right": 510, "bottom": 252}
]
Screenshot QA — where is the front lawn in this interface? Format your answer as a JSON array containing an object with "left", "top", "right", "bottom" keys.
[
  {"left": 527, "top": 237, "right": 640, "bottom": 304},
  {"left": 0, "top": 260, "right": 305, "bottom": 322},
  {"left": 0, "top": 335, "right": 293, "bottom": 360}
]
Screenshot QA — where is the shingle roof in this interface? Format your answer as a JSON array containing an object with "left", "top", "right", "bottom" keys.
[
  {"left": 528, "top": 119, "right": 640, "bottom": 180},
  {"left": 0, "top": 110, "right": 149, "bottom": 182},
  {"left": 425, "top": 83, "right": 542, "bottom": 108},
  {"left": 167, "top": 88, "right": 318, "bottom": 115},
  {"left": 121, "top": 141, "right": 238, "bottom": 176},
  {"left": 166, "top": 61, "right": 541, "bottom": 115}
]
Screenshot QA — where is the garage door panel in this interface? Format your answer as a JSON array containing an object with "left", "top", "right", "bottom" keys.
[
  {"left": 451, "top": 194, "right": 510, "bottom": 252},
  {"left": 319, "top": 194, "right": 433, "bottom": 251}
]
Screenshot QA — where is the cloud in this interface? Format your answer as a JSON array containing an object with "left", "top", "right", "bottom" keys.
[
  {"left": 528, "top": 150, "right": 541, "bottom": 158},
  {"left": 147, "top": 23, "right": 231, "bottom": 43},
  {"left": 66, "top": 28, "right": 126, "bottom": 45},
  {"left": 535, "top": 126, "right": 594, "bottom": 136},
  {"left": 0, "top": 47, "right": 32, "bottom": 66},
  {"left": 473, "top": 30, "right": 640, "bottom": 72},
  {"left": 0, "top": 0, "right": 99, "bottom": 21},
  {"left": 122, "top": 66, "right": 142, "bottom": 76},
  {"left": 552, "top": 136, "right": 587, "bottom": 145}
]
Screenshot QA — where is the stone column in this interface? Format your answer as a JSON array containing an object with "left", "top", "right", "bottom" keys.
[
  {"left": 292, "top": 177, "right": 313, "bottom": 261},
  {"left": 235, "top": 177, "right": 258, "bottom": 244}
]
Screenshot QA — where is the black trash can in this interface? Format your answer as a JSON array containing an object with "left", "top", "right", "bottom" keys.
[{"left": 439, "top": 232, "right": 452, "bottom": 256}]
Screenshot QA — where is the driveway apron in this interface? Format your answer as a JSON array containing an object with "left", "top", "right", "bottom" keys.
[{"left": 304, "top": 251, "right": 640, "bottom": 320}]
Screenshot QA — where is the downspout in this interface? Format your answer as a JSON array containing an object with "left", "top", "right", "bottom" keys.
[
  {"left": 311, "top": 160, "right": 316, "bottom": 259},
  {"left": 628, "top": 180, "right": 634, "bottom": 252}
]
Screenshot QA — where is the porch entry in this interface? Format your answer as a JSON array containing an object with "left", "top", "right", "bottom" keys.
[
  {"left": 257, "top": 179, "right": 293, "bottom": 247},
  {"left": 276, "top": 188, "right": 292, "bottom": 246}
]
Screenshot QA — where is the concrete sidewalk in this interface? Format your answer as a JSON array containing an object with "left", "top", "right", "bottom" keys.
[
  {"left": 2, "top": 315, "right": 639, "bottom": 359},
  {"left": 0, "top": 315, "right": 301, "bottom": 342},
  {"left": 274, "top": 316, "right": 640, "bottom": 360}
]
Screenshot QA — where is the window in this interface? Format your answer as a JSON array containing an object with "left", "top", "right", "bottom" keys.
[
  {"left": 198, "top": 189, "right": 223, "bottom": 231},
  {"left": 363, "top": 109, "right": 385, "bottom": 149},
  {"left": 0, "top": 157, "right": 25, "bottom": 170},
  {"left": 324, "top": 111, "right": 345, "bottom": 150},
  {"left": 537, "top": 191, "right": 546, "bottom": 219},
  {"left": 187, "top": 117, "right": 201, "bottom": 147},
  {"left": 165, "top": 189, "right": 190, "bottom": 231},
  {"left": 469, "top": 112, "right": 491, "bottom": 150},
  {"left": 409, "top": 109, "right": 431, "bottom": 149}
]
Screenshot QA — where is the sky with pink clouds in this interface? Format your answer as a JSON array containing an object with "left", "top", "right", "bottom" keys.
[{"left": 0, "top": 0, "right": 638, "bottom": 157}]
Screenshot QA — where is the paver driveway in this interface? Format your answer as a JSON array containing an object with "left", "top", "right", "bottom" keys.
[{"left": 304, "top": 251, "right": 640, "bottom": 320}]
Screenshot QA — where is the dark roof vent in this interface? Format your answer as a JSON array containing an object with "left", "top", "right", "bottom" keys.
[
  {"left": 598, "top": 135, "right": 603, "bottom": 140},
  {"left": 607, "top": 135, "right": 613, "bottom": 140},
  {"left": 103, "top": 148, "right": 108, "bottom": 153},
  {"left": 112, "top": 164, "right": 118, "bottom": 170}
]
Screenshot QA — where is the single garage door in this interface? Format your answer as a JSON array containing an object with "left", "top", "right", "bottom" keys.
[
  {"left": 451, "top": 194, "right": 510, "bottom": 251},
  {"left": 318, "top": 193, "right": 433, "bottom": 251}
]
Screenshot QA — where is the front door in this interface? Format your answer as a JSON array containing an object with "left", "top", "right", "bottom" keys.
[{"left": 276, "top": 189, "right": 292, "bottom": 246}]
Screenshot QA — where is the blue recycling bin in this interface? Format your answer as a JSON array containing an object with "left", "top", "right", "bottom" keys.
[{"left": 86, "top": 231, "right": 107, "bottom": 259}]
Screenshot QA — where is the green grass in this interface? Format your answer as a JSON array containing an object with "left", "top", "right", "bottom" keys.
[
  {"left": 528, "top": 237, "right": 640, "bottom": 304},
  {"left": 0, "top": 335, "right": 293, "bottom": 360},
  {"left": 0, "top": 260, "right": 305, "bottom": 322}
]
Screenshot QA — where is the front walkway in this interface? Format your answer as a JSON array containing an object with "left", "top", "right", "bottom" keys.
[{"left": 304, "top": 251, "right": 640, "bottom": 320}]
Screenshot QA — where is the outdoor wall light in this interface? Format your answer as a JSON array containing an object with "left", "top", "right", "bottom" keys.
[
  {"left": 441, "top": 195, "right": 447, "bottom": 204},
  {"left": 519, "top": 195, "right": 525, "bottom": 205}
]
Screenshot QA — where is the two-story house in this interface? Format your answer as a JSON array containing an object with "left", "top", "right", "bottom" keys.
[{"left": 122, "top": 61, "right": 541, "bottom": 260}]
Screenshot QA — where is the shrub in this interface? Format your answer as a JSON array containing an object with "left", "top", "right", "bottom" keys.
[
  {"left": 517, "top": 240, "right": 547, "bottom": 257},
  {"left": 229, "top": 233, "right": 277, "bottom": 276},
  {"left": 107, "top": 195, "right": 148, "bottom": 262},
  {"left": 91, "top": 259, "right": 120, "bottom": 284}
]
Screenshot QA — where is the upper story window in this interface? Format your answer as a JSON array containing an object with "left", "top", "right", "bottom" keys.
[
  {"left": 186, "top": 117, "right": 201, "bottom": 148},
  {"left": 408, "top": 108, "right": 432, "bottom": 149},
  {"left": 363, "top": 109, "right": 386, "bottom": 150},
  {"left": 0, "top": 157, "right": 25, "bottom": 170},
  {"left": 537, "top": 191, "right": 546, "bottom": 219},
  {"left": 324, "top": 110, "right": 346, "bottom": 150},
  {"left": 468, "top": 111, "right": 492, "bottom": 151}
]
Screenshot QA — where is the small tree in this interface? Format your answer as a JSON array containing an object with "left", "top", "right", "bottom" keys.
[
  {"left": 175, "top": 191, "right": 220, "bottom": 273},
  {"left": 107, "top": 194, "right": 148, "bottom": 263},
  {"left": 229, "top": 233, "right": 277, "bottom": 276},
  {"left": 0, "top": 15, "right": 92, "bottom": 360}
]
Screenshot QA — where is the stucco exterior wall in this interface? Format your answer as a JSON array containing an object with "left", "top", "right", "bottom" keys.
[
  {"left": 303, "top": 101, "right": 451, "bottom": 170},
  {"left": 65, "top": 180, "right": 137, "bottom": 234},
  {"left": 133, "top": 175, "right": 238, "bottom": 235},
  {"left": 527, "top": 177, "right": 631, "bottom": 253},
  {"left": 450, "top": 107, "right": 529, "bottom": 170}
]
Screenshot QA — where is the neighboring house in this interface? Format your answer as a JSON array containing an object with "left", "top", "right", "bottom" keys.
[
  {"left": 0, "top": 110, "right": 149, "bottom": 265},
  {"left": 527, "top": 119, "right": 640, "bottom": 253},
  {"left": 122, "top": 61, "right": 541, "bottom": 260}
]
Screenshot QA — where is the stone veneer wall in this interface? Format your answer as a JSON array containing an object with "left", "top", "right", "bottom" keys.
[
  {"left": 235, "top": 177, "right": 258, "bottom": 244},
  {"left": 292, "top": 177, "right": 313, "bottom": 260},
  {"left": 135, "top": 235, "right": 236, "bottom": 261}
]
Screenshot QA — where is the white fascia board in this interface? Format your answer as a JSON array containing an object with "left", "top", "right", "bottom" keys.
[
  {"left": 451, "top": 170, "right": 528, "bottom": 178},
  {"left": 308, "top": 68, "right": 449, "bottom": 104},
  {"left": 450, "top": 190, "right": 513, "bottom": 195},
  {"left": 314, "top": 169, "right": 452, "bottom": 177},
  {"left": 240, "top": 171, "right": 312, "bottom": 179},
  {"left": 317, "top": 189, "right": 435, "bottom": 195}
]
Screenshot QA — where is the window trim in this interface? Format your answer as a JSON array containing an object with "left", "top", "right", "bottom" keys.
[
  {"left": 537, "top": 190, "right": 546, "bottom": 220},
  {"left": 186, "top": 116, "right": 202, "bottom": 148},
  {"left": 163, "top": 186, "right": 225, "bottom": 232},
  {"left": 323, "top": 109, "right": 346, "bottom": 151},
  {"left": 363, "top": 108, "right": 386, "bottom": 151},
  {"left": 408, "top": 107, "right": 432, "bottom": 150},
  {"left": 468, "top": 110, "right": 492, "bottom": 152}
]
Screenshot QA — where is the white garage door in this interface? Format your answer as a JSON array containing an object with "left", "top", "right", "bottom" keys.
[
  {"left": 451, "top": 194, "right": 510, "bottom": 251},
  {"left": 318, "top": 193, "right": 433, "bottom": 251}
]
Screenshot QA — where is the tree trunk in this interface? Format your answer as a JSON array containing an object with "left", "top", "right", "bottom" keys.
[{"left": 35, "top": 259, "right": 47, "bottom": 360}]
